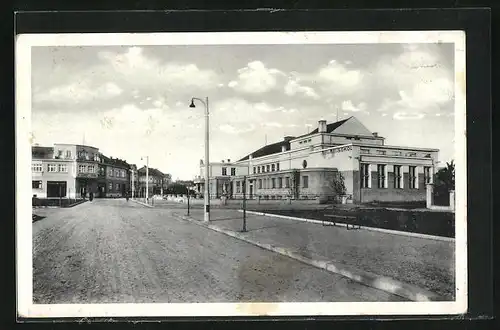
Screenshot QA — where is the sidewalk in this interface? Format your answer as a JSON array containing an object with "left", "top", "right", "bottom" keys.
[{"left": 173, "top": 208, "right": 455, "bottom": 301}]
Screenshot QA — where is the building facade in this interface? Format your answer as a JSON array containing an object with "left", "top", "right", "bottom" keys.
[
  {"left": 32, "top": 143, "right": 139, "bottom": 199},
  {"left": 194, "top": 116, "right": 439, "bottom": 203},
  {"left": 97, "top": 155, "right": 131, "bottom": 198},
  {"left": 32, "top": 144, "right": 101, "bottom": 198},
  {"left": 137, "top": 166, "right": 168, "bottom": 197}
]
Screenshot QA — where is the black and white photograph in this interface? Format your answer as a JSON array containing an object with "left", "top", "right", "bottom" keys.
[{"left": 16, "top": 31, "right": 467, "bottom": 318}]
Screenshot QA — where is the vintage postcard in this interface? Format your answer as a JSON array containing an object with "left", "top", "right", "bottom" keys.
[{"left": 16, "top": 31, "right": 467, "bottom": 318}]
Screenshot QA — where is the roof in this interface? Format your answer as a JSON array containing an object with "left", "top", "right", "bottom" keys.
[
  {"left": 138, "top": 166, "right": 165, "bottom": 177},
  {"left": 237, "top": 117, "right": 353, "bottom": 162},
  {"left": 295, "top": 117, "right": 351, "bottom": 140},
  {"left": 238, "top": 140, "right": 290, "bottom": 162}
]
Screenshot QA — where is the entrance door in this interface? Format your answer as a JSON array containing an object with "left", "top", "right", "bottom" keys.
[
  {"left": 47, "top": 181, "right": 67, "bottom": 198},
  {"left": 249, "top": 185, "right": 253, "bottom": 199}
]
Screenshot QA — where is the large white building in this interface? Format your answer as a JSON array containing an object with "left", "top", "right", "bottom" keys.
[{"left": 193, "top": 116, "right": 439, "bottom": 204}]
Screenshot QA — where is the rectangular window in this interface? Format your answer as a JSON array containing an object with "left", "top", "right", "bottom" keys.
[
  {"left": 257, "top": 167, "right": 261, "bottom": 174},
  {"left": 278, "top": 177, "right": 283, "bottom": 188},
  {"left": 222, "top": 167, "right": 227, "bottom": 176},
  {"left": 116, "top": 183, "right": 120, "bottom": 190},
  {"left": 236, "top": 181, "right": 241, "bottom": 193},
  {"left": 253, "top": 167, "right": 256, "bottom": 174},
  {"left": 266, "top": 165, "right": 270, "bottom": 172},
  {"left": 285, "top": 177, "right": 290, "bottom": 188},
  {"left": 65, "top": 150, "right": 71, "bottom": 159},
  {"left": 231, "top": 167, "right": 236, "bottom": 176},
  {"left": 360, "top": 163, "right": 370, "bottom": 188},
  {"left": 394, "top": 165, "right": 402, "bottom": 189},
  {"left": 302, "top": 176, "right": 309, "bottom": 188},
  {"left": 32, "top": 180, "right": 42, "bottom": 189},
  {"left": 58, "top": 164, "right": 68, "bottom": 172},
  {"left": 276, "top": 163, "right": 280, "bottom": 171},
  {"left": 377, "top": 164, "right": 386, "bottom": 188},
  {"left": 78, "top": 165, "right": 86, "bottom": 173},
  {"left": 109, "top": 182, "right": 113, "bottom": 190},
  {"left": 271, "top": 164, "right": 275, "bottom": 172},
  {"left": 108, "top": 168, "right": 113, "bottom": 177},
  {"left": 272, "top": 178, "right": 276, "bottom": 188},
  {"left": 258, "top": 179, "right": 262, "bottom": 189},
  {"left": 48, "top": 164, "right": 57, "bottom": 172},
  {"left": 424, "top": 166, "right": 432, "bottom": 184},
  {"left": 32, "top": 163, "right": 43, "bottom": 172},
  {"left": 409, "top": 166, "right": 417, "bottom": 189}
]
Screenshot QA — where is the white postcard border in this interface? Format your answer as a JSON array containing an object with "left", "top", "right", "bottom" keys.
[{"left": 16, "top": 30, "right": 467, "bottom": 318}]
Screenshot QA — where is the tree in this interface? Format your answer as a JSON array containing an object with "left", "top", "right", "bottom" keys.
[
  {"left": 286, "top": 169, "right": 300, "bottom": 200},
  {"left": 435, "top": 160, "right": 455, "bottom": 191},
  {"left": 327, "top": 172, "right": 347, "bottom": 203},
  {"left": 433, "top": 160, "right": 455, "bottom": 206}
]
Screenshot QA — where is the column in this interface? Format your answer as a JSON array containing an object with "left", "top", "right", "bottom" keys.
[{"left": 426, "top": 183, "right": 434, "bottom": 208}]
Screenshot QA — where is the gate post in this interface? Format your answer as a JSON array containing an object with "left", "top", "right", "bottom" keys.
[{"left": 426, "top": 183, "right": 434, "bottom": 209}]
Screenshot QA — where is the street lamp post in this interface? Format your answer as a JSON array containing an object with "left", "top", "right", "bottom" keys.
[
  {"left": 190, "top": 96, "right": 210, "bottom": 222},
  {"left": 141, "top": 156, "right": 149, "bottom": 203}
]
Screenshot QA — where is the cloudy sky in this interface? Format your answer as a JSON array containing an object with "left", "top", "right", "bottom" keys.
[{"left": 31, "top": 42, "right": 455, "bottom": 180}]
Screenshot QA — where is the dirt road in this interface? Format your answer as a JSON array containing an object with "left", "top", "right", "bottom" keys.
[{"left": 33, "top": 199, "right": 405, "bottom": 303}]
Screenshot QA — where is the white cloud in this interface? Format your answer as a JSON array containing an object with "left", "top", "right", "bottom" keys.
[
  {"left": 35, "top": 81, "right": 123, "bottom": 104},
  {"left": 374, "top": 44, "right": 454, "bottom": 117},
  {"left": 98, "top": 47, "right": 219, "bottom": 90},
  {"left": 228, "top": 61, "right": 284, "bottom": 94},
  {"left": 393, "top": 112, "right": 425, "bottom": 120},
  {"left": 263, "top": 122, "right": 283, "bottom": 128},
  {"left": 316, "top": 60, "right": 364, "bottom": 94},
  {"left": 341, "top": 100, "right": 367, "bottom": 112},
  {"left": 219, "top": 123, "right": 255, "bottom": 134},
  {"left": 284, "top": 79, "right": 320, "bottom": 99}
]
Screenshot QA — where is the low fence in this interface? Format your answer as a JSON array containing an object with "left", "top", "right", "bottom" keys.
[
  {"left": 32, "top": 197, "right": 86, "bottom": 208},
  {"left": 261, "top": 208, "right": 455, "bottom": 238}
]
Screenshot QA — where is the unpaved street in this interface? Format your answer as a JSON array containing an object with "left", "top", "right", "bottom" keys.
[{"left": 33, "top": 199, "right": 405, "bottom": 303}]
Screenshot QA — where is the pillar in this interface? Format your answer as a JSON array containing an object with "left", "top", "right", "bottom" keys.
[
  {"left": 426, "top": 183, "right": 434, "bottom": 209},
  {"left": 449, "top": 190, "right": 455, "bottom": 211}
]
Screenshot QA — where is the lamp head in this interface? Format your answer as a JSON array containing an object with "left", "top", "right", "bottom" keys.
[{"left": 189, "top": 99, "right": 196, "bottom": 108}]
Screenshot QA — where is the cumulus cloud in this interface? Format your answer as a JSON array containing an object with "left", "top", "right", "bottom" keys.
[
  {"left": 374, "top": 44, "right": 454, "bottom": 118},
  {"left": 98, "top": 47, "right": 219, "bottom": 90},
  {"left": 341, "top": 100, "right": 367, "bottom": 112},
  {"left": 316, "top": 60, "right": 364, "bottom": 94},
  {"left": 228, "top": 61, "right": 284, "bottom": 94},
  {"left": 284, "top": 79, "right": 320, "bottom": 99},
  {"left": 393, "top": 112, "right": 426, "bottom": 120},
  {"left": 35, "top": 81, "right": 123, "bottom": 104},
  {"left": 219, "top": 123, "right": 256, "bottom": 134}
]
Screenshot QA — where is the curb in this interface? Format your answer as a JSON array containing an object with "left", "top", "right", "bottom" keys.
[
  {"left": 238, "top": 210, "right": 455, "bottom": 243},
  {"left": 131, "top": 199, "right": 154, "bottom": 208},
  {"left": 172, "top": 213, "right": 444, "bottom": 302}
]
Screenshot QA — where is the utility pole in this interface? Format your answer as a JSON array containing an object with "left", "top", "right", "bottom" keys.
[
  {"left": 187, "top": 185, "right": 190, "bottom": 216},
  {"left": 242, "top": 176, "right": 247, "bottom": 232}
]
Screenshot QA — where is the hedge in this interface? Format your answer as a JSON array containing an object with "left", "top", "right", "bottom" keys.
[{"left": 260, "top": 208, "right": 455, "bottom": 238}]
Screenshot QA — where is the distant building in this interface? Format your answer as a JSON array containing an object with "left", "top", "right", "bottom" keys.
[
  {"left": 32, "top": 143, "right": 101, "bottom": 198},
  {"left": 194, "top": 116, "right": 439, "bottom": 203},
  {"left": 137, "top": 166, "right": 171, "bottom": 197},
  {"left": 97, "top": 155, "right": 131, "bottom": 198},
  {"left": 32, "top": 143, "right": 137, "bottom": 199}
]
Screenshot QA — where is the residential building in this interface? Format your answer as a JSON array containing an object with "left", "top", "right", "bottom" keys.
[
  {"left": 194, "top": 116, "right": 439, "bottom": 203},
  {"left": 32, "top": 143, "right": 100, "bottom": 198},
  {"left": 137, "top": 166, "right": 169, "bottom": 197},
  {"left": 97, "top": 155, "right": 131, "bottom": 198}
]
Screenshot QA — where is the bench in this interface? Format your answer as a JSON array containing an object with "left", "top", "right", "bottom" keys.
[{"left": 323, "top": 214, "right": 361, "bottom": 230}]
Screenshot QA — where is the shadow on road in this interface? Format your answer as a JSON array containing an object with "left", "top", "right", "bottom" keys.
[{"left": 32, "top": 214, "right": 46, "bottom": 223}]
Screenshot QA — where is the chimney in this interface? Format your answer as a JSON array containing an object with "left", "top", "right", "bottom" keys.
[
  {"left": 281, "top": 145, "right": 286, "bottom": 152},
  {"left": 227, "top": 159, "right": 230, "bottom": 163},
  {"left": 318, "top": 120, "right": 327, "bottom": 133},
  {"left": 373, "top": 132, "right": 378, "bottom": 137},
  {"left": 221, "top": 160, "right": 224, "bottom": 163}
]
